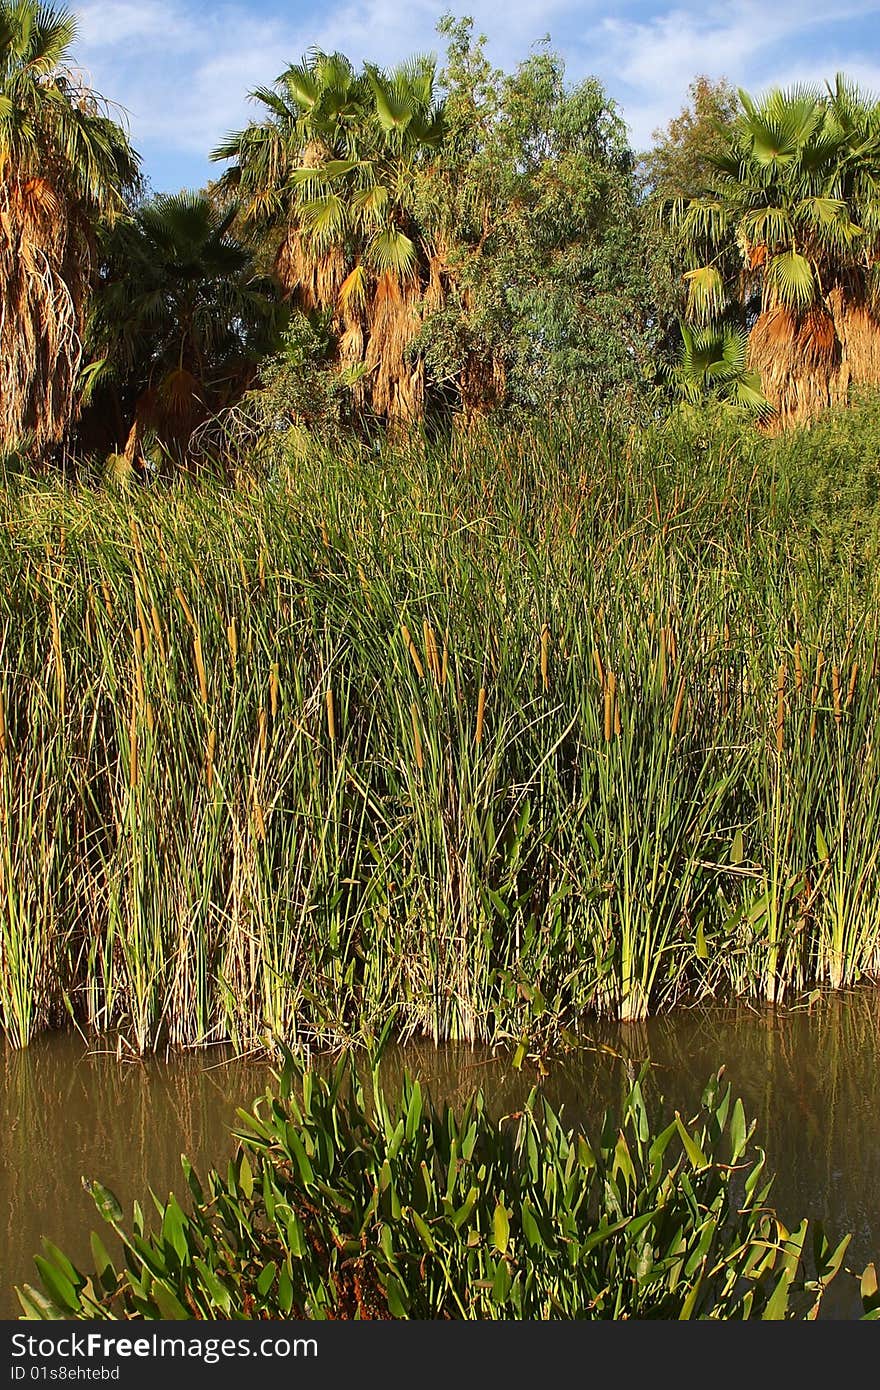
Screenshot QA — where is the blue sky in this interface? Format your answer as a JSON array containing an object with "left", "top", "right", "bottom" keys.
[{"left": 73, "top": 0, "right": 880, "bottom": 193}]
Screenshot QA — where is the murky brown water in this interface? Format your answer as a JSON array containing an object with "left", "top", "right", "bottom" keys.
[{"left": 2, "top": 989, "right": 879, "bottom": 1319}]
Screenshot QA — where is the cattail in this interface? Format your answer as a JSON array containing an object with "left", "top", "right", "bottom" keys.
[
  {"left": 101, "top": 579, "right": 114, "bottom": 618},
  {"left": 410, "top": 703, "right": 424, "bottom": 769},
  {"left": 794, "top": 641, "right": 803, "bottom": 693},
  {"left": 326, "top": 687, "right": 336, "bottom": 743},
  {"left": 832, "top": 666, "right": 841, "bottom": 725},
  {"left": 604, "top": 670, "right": 615, "bottom": 742},
  {"left": 811, "top": 650, "right": 825, "bottom": 740},
  {"left": 150, "top": 602, "right": 165, "bottom": 660},
  {"left": 205, "top": 728, "right": 216, "bottom": 789},
  {"left": 441, "top": 633, "right": 449, "bottom": 689},
  {"left": 193, "top": 633, "right": 208, "bottom": 704},
  {"left": 227, "top": 619, "right": 238, "bottom": 667},
  {"left": 270, "top": 663, "right": 279, "bottom": 718},
  {"left": 129, "top": 696, "right": 138, "bottom": 791},
  {"left": 133, "top": 628, "right": 146, "bottom": 709},
  {"left": 258, "top": 549, "right": 266, "bottom": 592},
  {"left": 775, "top": 663, "right": 786, "bottom": 753},
  {"left": 475, "top": 686, "right": 486, "bottom": 745},
  {"left": 424, "top": 622, "right": 440, "bottom": 682},
  {"left": 847, "top": 661, "right": 859, "bottom": 709},
  {"left": 175, "top": 586, "right": 195, "bottom": 630},
  {"left": 540, "top": 623, "right": 551, "bottom": 691},
  {"left": 671, "top": 676, "right": 686, "bottom": 738},
  {"left": 135, "top": 590, "right": 151, "bottom": 657},
  {"left": 401, "top": 623, "right": 424, "bottom": 678},
  {"left": 593, "top": 645, "right": 605, "bottom": 690}
]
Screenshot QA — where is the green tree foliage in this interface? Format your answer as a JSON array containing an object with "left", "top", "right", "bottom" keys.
[
  {"left": 642, "top": 75, "right": 740, "bottom": 202},
  {"left": 0, "top": 0, "right": 139, "bottom": 455},
  {"left": 415, "top": 17, "right": 650, "bottom": 418},
  {"left": 641, "top": 77, "right": 741, "bottom": 366},
  {"left": 83, "top": 191, "right": 282, "bottom": 472}
]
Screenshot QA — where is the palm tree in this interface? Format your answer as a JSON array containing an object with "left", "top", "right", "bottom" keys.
[
  {"left": 84, "top": 191, "right": 282, "bottom": 470},
  {"left": 672, "top": 321, "right": 771, "bottom": 418},
  {"left": 212, "top": 49, "right": 446, "bottom": 425},
  {"left": 0, "top": 0, "right": 139, "bottom": 456},
  {"left": 665, "top": 77, "right": 880, "bottom": 426}
]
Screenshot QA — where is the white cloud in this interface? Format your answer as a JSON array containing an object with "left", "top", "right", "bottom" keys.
[{"left": 72, "top": 0, "right": 880, "bottom": 186}]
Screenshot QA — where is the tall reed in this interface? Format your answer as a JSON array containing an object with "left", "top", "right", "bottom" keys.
[{"left": 2, "top": 404, "right": 880, "bottom": 1048}]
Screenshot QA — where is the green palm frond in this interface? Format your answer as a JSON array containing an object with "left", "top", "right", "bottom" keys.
[
  {"left": 281, "top": 62, "right": 320, "bottom": 112},
  {"left": 300, "top": 192, "right": 347, "bottom": 243},
  {"left": 795, "top": 195, "right": 862, "bottom": 247},
  {"left": 765, "top": 248, "right": 816, "bottom": 309},
  {"left": 740, "top": 205, "right": 794, "bottom": 247},
  {"left": 679, "top": 198, "right": 730, "bottom": 244},
  {"left": 683, "top": 265, "right": 726, "bottom": 322},
  {"left": 367, "top": 226, "right": 417, "bottom": 278},
  {"left": 675, "top": 320, "right": 772, "bottom": 418}
]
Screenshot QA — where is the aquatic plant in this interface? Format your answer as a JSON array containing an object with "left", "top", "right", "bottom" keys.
[
  {"left": 2, "top": 403, "right": 880, "bottom": 1048},
  {"left": 16, "top": 1059, "right": 878, "bottom": 1319}
]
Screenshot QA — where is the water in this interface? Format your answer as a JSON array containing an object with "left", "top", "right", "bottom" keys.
[{"left": 2, "top": 989, "right": 879, "bottom": 1319}]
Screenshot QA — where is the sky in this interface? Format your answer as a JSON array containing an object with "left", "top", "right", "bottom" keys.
[{"left": 72, "top": 0, "right": 880, "bottom": 193}]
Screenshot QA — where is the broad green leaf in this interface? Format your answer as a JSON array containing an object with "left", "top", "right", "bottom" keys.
[
  {"left": 493, "top": 1202, "right": 510, "bottom": 1255},
  {"left": 674, "top": 1113, "right": 708, "bottom": 1169}
]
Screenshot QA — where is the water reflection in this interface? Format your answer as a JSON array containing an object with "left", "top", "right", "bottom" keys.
[{"left": 2, "top": 989, "right": 879, "bottom": 1319}]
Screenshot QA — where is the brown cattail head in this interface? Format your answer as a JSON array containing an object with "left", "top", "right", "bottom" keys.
[
  {"left": 475, "top": 686, "right": 486, "bottom": 745},
  {"left": 401, "top": 622, "right": 425, "bottom": 678},
  {"left": 174, "top": 585, "right": 195, "bottom": 631},
  {"left": 270, "top": 663, "right": 279, "bottom": 719},
  {"left": 424, "top": 622, "right": 440, "bottom": 683},
  {"left": 604, "top": 670, "right": 617, "bottom": 742},
  {"left": 593, "top": 645, "right": 605, "bottom": 691}
]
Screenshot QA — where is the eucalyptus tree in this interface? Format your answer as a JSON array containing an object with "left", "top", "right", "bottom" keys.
[
  {"left": 213, "top": 50, "right": 445, "bottom": 424},
  {"left": 665, "top": 77, "right": 880, "bottom": 424},
  {"left": 0, "top": 0, "right": 139, "bottom": 456}
]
